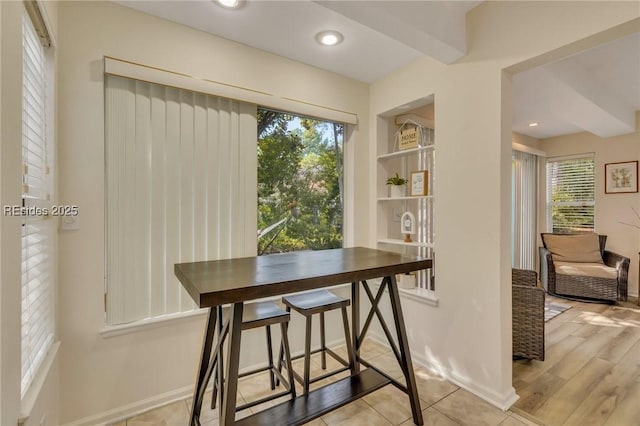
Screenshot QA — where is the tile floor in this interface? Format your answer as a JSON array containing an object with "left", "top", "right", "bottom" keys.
[{"left": 113, "top": 339, "right": 537, "bottom": 426}]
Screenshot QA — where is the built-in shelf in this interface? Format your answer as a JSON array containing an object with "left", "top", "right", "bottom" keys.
[
  {"left": 377, "top": 239, "right": 434, "bottom": 248},
  {"left": 377, "top": 195, "right": 433, "bottom": 201},
  {"left": 395, "top": 114, "right": 434, "bottom": 129},
  {"left": 376, "top": 108, "right": 435, "bottom": 291},
  {"left": 377, "top": 145, "right": 434, "bottom": 160}
]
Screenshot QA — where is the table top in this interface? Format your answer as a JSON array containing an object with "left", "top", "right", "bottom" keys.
[{"left": 175, "top": 247, "right": 432, "bottom": 308}]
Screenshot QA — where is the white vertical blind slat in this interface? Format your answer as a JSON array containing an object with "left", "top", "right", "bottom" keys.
[
  {"left": 207, "top": 97, "right": 220, "bottom": 261},
  {"left": 164, "top": 88, "right": 181, "bottom": 315},
  {"left": 105, "top": 75, "right": 256, "bottom": 325},
  {"left": 512, "top": 150, "right": 538, "bottom": 270},
  {"left": 150, "top": 85, "right": 167, "bottom": 317}
]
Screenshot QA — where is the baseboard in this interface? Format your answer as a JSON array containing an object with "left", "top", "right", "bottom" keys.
[
  {"left": 62, "top": 336, "right": 349, "bottom": 426},
  {"left": 64, "top": 328, "right": 523, "bottom": 424},
  {"left": 61, "top": 385, "right": 194, "bottom": 426},
  {"left": 365, "top": 333, "right": 519, "bottom": 411}
]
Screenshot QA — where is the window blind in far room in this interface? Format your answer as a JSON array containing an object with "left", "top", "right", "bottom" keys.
[
  {"left": 512, "top": 150, "right": 538, "bottom": 270},
  {"left": 105, "top": 75, "right": 258, "bottom": 325},
  {"left": 546, "top": 154, "right": 595, "bottom": 234}
]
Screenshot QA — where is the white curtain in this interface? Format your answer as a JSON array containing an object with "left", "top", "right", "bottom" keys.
[
  {"left": 512, "top": 150, "right": 538, "bottom": 270},
  {"left": 105, "top": 75, "right": 257, "bottom": 325}
]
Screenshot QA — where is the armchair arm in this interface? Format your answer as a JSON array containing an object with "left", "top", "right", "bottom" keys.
[
  {"left": 512, "top": 268, "right": 537, "bottom": 287},
  {"left": 603, "top": 250, "right": 630, "bottom": 301},
  {"left": 539, "top": 247, "right": 555, "bottom": 294},
  {"left": 512, "top": 282, "right": 545, "bottom": 361}
]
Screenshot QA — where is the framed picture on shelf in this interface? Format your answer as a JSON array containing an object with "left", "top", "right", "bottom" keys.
[
  {"left": 605, "top": 161, "right": 638, "bottom": 194},
  {"left": 410, "top": 170, "right": 428, "bottom": 196}
]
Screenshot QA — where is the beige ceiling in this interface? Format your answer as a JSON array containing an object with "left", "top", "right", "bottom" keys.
[{"left": 117, "top": 1, "right": 639, "bottom": 139}]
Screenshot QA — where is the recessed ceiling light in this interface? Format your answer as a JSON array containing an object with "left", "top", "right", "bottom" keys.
[
  {"left": 528, "top": 122, "right": 540, "bottom": 127},
  {"left": 216, "top": 0, "right": 241, "bottom": 9},
  {"left": 315, "top": 30, "right": 344, "bottom": 47}
]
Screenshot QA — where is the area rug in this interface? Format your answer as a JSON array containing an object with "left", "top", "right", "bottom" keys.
[{"left": 545, "top": 301, "right": 572, "bottom": 322}]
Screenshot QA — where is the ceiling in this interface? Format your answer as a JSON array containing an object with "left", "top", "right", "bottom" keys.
[
  {"left": 118, "top": 1, "right": 639, "bottom": 140},
  {"left": 513, "top": 32, "right": 640, "bottom": 139}
]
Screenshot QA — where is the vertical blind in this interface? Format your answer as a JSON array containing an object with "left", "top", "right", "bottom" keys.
[
  {"left": 512, "top": 150, "right": 538, "bottom": 269},
  {"left": 546, "top": 155, "right": 595, "bottom": 234},
  {"left": 21, "top": 12, "right": 53, "bottom": 396},
  {"left": 105, "top": 75, "right": 257, "bottom": 325}
]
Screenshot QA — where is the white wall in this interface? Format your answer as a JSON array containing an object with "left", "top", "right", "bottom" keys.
[
  {"left": 56, "top": 2, "right": 369, "bottom": 423},
  {"left": 0, "top": 3, "right": 23, "bottom": 425},
  {"left": 540, "top": 111, "right": 640, "bottom": 298},
  {"left": 369, "top": 1, "right": 639, "bottom": 409}
]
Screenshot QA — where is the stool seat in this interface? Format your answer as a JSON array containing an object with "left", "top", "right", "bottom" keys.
[
  {"left": 282, "top": 289, "right": 350, "bottom": 314},
  {"left": 222, "top": 301, "right": 289, "bottom": 330},
  {"left": 279, "top": 289, "right": 355, "bottom": 394}
]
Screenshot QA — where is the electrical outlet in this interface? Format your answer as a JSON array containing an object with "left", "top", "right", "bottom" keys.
[{"left": 61, "top": 215, "right": 79, "bottom": 231}]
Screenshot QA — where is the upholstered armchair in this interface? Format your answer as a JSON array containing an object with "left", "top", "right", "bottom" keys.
[
  {"left": 539, "top": 233, "right": 629, "bottom": 302},
  {"left": 512, "top": 268, "right": 545, "bottom": 361}
]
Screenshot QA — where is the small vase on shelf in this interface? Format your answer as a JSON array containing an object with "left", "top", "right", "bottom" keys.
[
  {"left": 386, "top": 172, "right": 407, "bottom": 198},
  {"left": 390, "top": 185, "right": 405, "bottom": 198}
]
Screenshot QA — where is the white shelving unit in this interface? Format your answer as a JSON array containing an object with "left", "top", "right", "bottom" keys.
[
  {"left": 376, "top": 109, "right": 435, "bottom": 290},
  {"left": 376, "top": 145, "right": 434, "bottom": 160}
]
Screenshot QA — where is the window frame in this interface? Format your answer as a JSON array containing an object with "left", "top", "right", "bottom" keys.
[
  {"left": 256, "top": 107, "right": 346, "bottom": 256},
  {"left": 546, "top": 154, "right": 596, "bottom": 234},
  {"left": 102, "top": 60, "right": 356, "bottom": 329}
]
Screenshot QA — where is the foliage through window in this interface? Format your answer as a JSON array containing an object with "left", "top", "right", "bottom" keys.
[
  {"left": 546, "top": 155, "right": 595, "bottom": 234},
  {"left": 257, "top": 109, "right": 344, "bottom": 254}
]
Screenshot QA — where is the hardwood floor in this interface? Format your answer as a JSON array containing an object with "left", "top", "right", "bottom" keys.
[{"left": 513, "top": 295, "right": 640, "bottom": 426}]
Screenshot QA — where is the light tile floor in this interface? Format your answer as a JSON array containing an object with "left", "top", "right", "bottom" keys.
[{"left": 115, "top": 339, "right": 537, "bottom": 426}]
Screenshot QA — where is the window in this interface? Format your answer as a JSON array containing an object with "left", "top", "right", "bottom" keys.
[
  {"left": 257, "top": 109, "right": 344, "bottom": 255},
  {"left": 21, "top": 8, "right": 54, "bottom": 396},
  {"left": 105, "top": 76, "right": 257, "bottom": 325},
  {"left": 546, "top": 155, "right": 595, "bottom": 234},
  {"left": 512, "top": 150, "right": 538, "bottom": 269}
]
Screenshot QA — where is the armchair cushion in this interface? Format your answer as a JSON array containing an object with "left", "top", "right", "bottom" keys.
[
  {"left": 540, "top": 233, "right": 629, "bottom": 302},
  {"left": 541, "top": 233, "right": 603, "bottom": 263},
  {"left": 554, "top": 261, "right": 617, "bottom": 279}
]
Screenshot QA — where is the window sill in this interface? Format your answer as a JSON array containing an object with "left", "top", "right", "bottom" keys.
[
  {"left": 397, "top": 286, "right": 439, "bottom": 306},
  {"left": 100, "top": 309, "right": 208, "bottom": 338},
  {"left": 100, "top": 283, "right": 355, "bottom": 338},
  {"left": 19, "top": 341, "right": 61, "bottom": 425},
  {"left": 369, "top": 280, "right": 439, "bottom": 306}
]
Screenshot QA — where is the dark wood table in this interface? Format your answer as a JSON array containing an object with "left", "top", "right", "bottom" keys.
[{"left": 175, "top": 247, "right": 432, "bottom": 426}]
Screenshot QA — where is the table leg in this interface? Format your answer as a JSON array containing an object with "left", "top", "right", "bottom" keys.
[
  {"left": 351, "top": 281, "right": 360, "bottom": 373},
  {"left": 387, "top": 275, "right": 423, "bottom": 425},
  {"left": 189, "top": 307, "right": 217, "bottom": 426},
  {"left": 220, "top": 302, "right": 244, "bottom": 426}
]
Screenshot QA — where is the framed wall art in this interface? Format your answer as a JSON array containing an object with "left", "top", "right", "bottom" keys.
[
  {"left": 410, "top": 170, "right": 428, "bottom": 196},
  {"left": 605, "top": 161, "right": 638, "bottom": 194}
]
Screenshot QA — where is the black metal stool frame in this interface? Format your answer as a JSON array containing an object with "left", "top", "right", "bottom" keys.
[
  {"left": 277, "top": 291, "right": 356, "bottom": 394},
  {"left": 201, "top": 304, "right": 297, "bottom": 417}
]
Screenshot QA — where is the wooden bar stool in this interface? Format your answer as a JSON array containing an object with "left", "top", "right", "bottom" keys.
[
  {"left": 208, "top": 301, "right": 296, "bottom": 413},
  {"left": 278, "top": 289, "right": 356, "bottom": 394}
]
